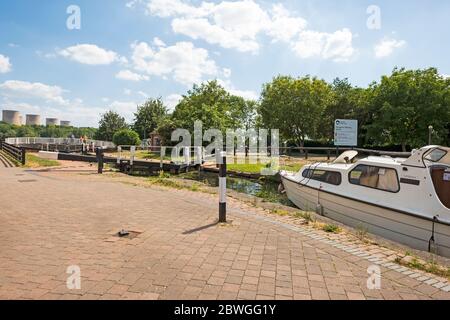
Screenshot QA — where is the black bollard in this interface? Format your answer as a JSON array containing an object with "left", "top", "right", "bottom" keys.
[
  {"left": 96, "top": 147, "right": 104, "bottom": 174},
  {"left": 219, "top": 152, "right": 227, "bottom": 223}
]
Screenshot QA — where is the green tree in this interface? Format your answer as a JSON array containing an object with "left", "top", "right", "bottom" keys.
[
  {"left": 133, "top": 98, "right": 167, "bottom": 140},
  {"left": 41, "top": 125, "right": 64, "bottom": 138},
  {"left": 95, "top": 111, "right": 128, "bottom": 141},
  {"left": 171, "top": 80, "right": 253, "bottom": 135},
  {"left": 0, "top": 122, "right": 17, "bottom": 139},
  {"left": 16, "top": 126, "right": 37, "bottom": 137},
  {"left": 112, "top": 129, "right": 141, "bottom": 146},
  {"left": 366, "top": 68, "right": 450, "bottom": 151},
  {"left": 259, "top": 75, "right": 333, "bottom": 147},
  {"left": 320, "top": 78, "right": 361, "bottom": 143},
  {"left": 156, "top": 117, "right": 178, "bottom": 146}
]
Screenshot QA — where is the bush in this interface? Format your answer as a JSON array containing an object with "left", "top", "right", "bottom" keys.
[{"left": 113, "top": 129, "right": 141, "bottom": 146}]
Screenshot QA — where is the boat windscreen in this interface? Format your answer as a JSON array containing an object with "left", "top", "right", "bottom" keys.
[{"left": 425, "top": 148, "right": 450, "bottom": 165}]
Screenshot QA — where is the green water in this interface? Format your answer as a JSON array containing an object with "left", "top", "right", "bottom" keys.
[{"left": 178, "top": 171, "right": 294, "bottom": 207}]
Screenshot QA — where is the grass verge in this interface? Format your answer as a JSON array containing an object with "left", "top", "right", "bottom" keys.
[
  {"left": 395, "top": 255, "right": 450, "bottom": 280},
  {"left": 24, "top": 154, "right": 61, "bottom": 168}
]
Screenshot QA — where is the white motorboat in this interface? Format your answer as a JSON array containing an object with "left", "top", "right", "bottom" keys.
[{"left": 280, "top": 146, "right": 450, "bottom": 257}]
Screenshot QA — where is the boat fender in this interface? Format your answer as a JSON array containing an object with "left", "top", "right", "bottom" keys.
[
  {"left": 316, "top": 204, "right": 324, "bottom": 216},
  {"left": 278, "top": 183, "right": 286, "bottom": 194}
]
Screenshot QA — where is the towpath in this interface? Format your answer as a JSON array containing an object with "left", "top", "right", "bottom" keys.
[{"left": 0, "top": 166, "right": 448, "bottom": 300}]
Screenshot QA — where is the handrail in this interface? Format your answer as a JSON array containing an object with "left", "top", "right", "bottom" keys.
[
  {"left": 5, "top": 137, "right": 115, "bottom": 148},
  {"left": 0, "top": 141, "right": 25, "bottom": 165}
]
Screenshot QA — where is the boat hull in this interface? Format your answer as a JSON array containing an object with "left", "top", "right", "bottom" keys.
[{"left": 281, "top": 176, "right": 450, "bottom": 258}]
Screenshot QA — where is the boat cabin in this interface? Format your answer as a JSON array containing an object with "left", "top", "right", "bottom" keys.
[{"left": 295, "top": 146, "right": 450, "bottom": 223}]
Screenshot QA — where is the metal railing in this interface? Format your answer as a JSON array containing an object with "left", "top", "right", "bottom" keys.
[
  {"left": 113, "top": 145, "right": 413, "bottom": 163},
  {"left": 0, "top": 140, "right": 26, "bottom": 165},
  {"left": 5, "top": 137, "right": 115, "bottom": 149}
]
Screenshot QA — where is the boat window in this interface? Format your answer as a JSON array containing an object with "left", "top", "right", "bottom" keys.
[
  {"left": 302, "top": 169, "right": 342, "bottom": 185},
  {"left": 424, "top": 149, "right": 447, "bottom": 162},
  {"left": 349, "top": 165, "right": 400, "bottom": 192}
]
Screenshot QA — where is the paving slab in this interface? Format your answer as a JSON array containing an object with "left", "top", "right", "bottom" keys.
[{"left": 0, "top": 167, "right": 449, "bottom": 300}]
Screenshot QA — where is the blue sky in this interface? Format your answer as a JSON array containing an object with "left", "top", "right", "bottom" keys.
[{"left": 0, "top": 0, "right": 449, "bottom": 127}]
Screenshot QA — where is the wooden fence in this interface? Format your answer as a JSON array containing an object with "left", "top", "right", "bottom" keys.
[{"left": 0, "top": 140, "right": 26, "bottom": 165}]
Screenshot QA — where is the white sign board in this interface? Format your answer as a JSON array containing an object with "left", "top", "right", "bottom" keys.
[{"left": 334, "top": 119, "right": 358, "bottom": 146}]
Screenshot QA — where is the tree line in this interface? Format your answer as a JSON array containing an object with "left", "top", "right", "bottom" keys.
[
  {"left": 0, "top": 122, "right": 97, "bottom": 141},
  {"left": 97, "top": 67, "right": 450, "bottom": 151},
  {"left": 3, "top": 67, "right": 449, "bottom": 151}
]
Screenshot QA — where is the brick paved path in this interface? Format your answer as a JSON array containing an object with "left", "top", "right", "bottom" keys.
[{"left": 0, "top": 167, "right": 449, "bottom": 300}]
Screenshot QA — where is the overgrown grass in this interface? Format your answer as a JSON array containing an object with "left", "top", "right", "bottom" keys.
[
  {"left": 292, "top": 211, "right": 315, "bottom": 223},
  {"left": 395, "top": 255, "right": 450, "bottom": 279},
  {"left": 322, "top": 224, "right": 341, "bottom": 233},
  {"left": 107, "top": 150, "right": 173, "bottom": 161},
  {"left": 280, "top": 163, "right": 304, "bottom": 172},
  {"left": 24, "top": 154, "right": 61, "bottom": 168},
  {"left": 270, "top": 209, "right": 291, "bottom": 216},
  {"left": 355, "top": 224, "right": 369, "bottom": 241},
  {"left": 227, "top": 162, "right": 269, "bottom": 174},
  {"left": 146, "top": 171, "right": 204, "bottom": 192},
  {"left": 255, "top": 189, "right": 281, "bottom": 203}
]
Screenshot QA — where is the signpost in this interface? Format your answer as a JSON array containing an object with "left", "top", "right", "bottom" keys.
[{"left": 334, "top": 119, "right": 358, "bottom": 147}]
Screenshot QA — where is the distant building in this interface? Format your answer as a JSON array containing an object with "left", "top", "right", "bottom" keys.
[
  {"left": 148, "top": 131, "right": 162, "bottom": 151},
  {"left": 60, "top": 120, "right": 71, "bottom": 127},
  {"left": 2, "top": 110, "right": 21, "bottom": 126},
  {"left": 26, "top": 114, "right": 41, "bottom": 126},
  {"left": 46, "top": 118, "right": 59, "bottom": 126}
]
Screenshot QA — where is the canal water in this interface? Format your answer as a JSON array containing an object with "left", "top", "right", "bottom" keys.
[{"left": 178, "top": 172, "right": 294, "bottom": 207}]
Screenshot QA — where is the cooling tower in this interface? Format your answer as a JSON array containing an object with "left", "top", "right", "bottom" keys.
[
  {"left": 2, "top": 110, "right": 21, "bottom": 125},
  {"left": 26, "top": 114, "right": 41, "bottom": 126},
  {"left": 46, "top": 118, "right": 59, "bottom": 126},
  {"left": 60, "top": 120, "right": 71, "bottom": 127}
]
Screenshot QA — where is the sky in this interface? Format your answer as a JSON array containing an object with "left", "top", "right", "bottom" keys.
[{"left": 0, "top": 0, "right": 449, "bottom": 127}]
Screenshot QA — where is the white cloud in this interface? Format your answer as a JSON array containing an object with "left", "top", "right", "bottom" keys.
[
  {"left": 138, "top": 0, "right": 354, "bottom": 60},
  {"left": 266, "top": 4, "right": 307, "bottom": 43},
  {"left": 0, "top": 54, "right": 12, "bottom": 73},
  {"left": 8, "top": 43, "right": 19, "bottom": 48},
  {"left": 144, "top": 0, "right": 304, "bottom": 53},
  {"left": 147, "top": 0, "right": 213, "bottom": 18},
  {"left": 217, "top": 79, "right": 258, "bottom": 100},
  {"left": 164, "top": 93, "right": 183, "bottom": 111},
  {"left": 58, "top": 44, "right": 121, "bottom": 65},
  {"left": 167, "top": 0, "right": 271, "bottom": 54},
  {"left": 0, "top": 80, "right": 68, "bottom": 105},
  {"left": 124, "top": 88, "right": 132, "bottom": 95},
  {"left": 138, "top": 91, "right": 149, "bottom": 98},
  {"left": 292, "top": 28, "right": 355, "bottom": 62},
  {"left": 172, "top": 17, "right": 260, "bottom": 53},
  {"left": 374, "top": 38, "right": 406, "bottom": 58},
  {"left": 131, "top": 41, "right": 219, "bottom": 86},
  {"left": 153, "top": 37, "right": 166, "bottom": 47},
  {"left": 36, "top": 50, "right": 57, "bottom": 59},
  {"left": 116, "top": 69, "right": 149, "bottom": 81},
  {"left": 109, "top": 100, "right": 138, "bottom": 121},
  {"left": 126, "top": 0, "right": 143, "bottom": 8}
]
